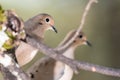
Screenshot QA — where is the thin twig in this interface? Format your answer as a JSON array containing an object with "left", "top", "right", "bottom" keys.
[
  {"left": 55, "top": 0, "right": 98, "bottom": 51},
  {"left": 73, "top": 60, "right": 120, "bottom": 77}
]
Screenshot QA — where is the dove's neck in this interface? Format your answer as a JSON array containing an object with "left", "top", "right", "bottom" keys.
[
  {"left": 63, "top": 47, "right": 75, "bottom": 59},
  {"left": 32, "top": 27, "right": 45, "bottom": 40}
]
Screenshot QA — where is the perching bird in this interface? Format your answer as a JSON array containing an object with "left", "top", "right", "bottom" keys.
[
  {"left": 15, "top": 13, "right": 57, "bottom": 66},
  {"left": 27, "top": 29, "right": 91, "bottom": 80}
]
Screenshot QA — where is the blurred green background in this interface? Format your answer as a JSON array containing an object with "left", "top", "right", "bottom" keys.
[{"left": 1, "top": 0, "right": 120, "bottom": 80}]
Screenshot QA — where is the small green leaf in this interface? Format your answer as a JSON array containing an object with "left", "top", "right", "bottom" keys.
[
  {"left": 5, "top": 30, "right": 15, "bottom": 40},
  {"left": 0, "top": 5, "right": 6, "bottom": 23},
  {"left": 3, "top": 39, "right": 13, "bottom": 49}
]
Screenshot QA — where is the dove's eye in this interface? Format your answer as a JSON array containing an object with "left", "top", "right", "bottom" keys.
[
  {"left": 45, "top": 18, "right": 49, "bottom": 22},
  {"left": 79, "top": 35, "right": 83, "bottom": 38}
]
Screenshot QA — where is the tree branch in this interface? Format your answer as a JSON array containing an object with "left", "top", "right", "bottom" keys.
[
  {"left": 72, "top": 60, "right": 120, "bottom": 77},
  {"left": 0, "top": 53, "right": 31, "bottom": 80},
  {"left": 55, "top": 0, "right": 98, "bottom": 51},
  {"left": 26, "top": 37, "right": 79, "bottom": 73},
  {"left": 26, "top": 36, "right": 120, "bottom": 77}
]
